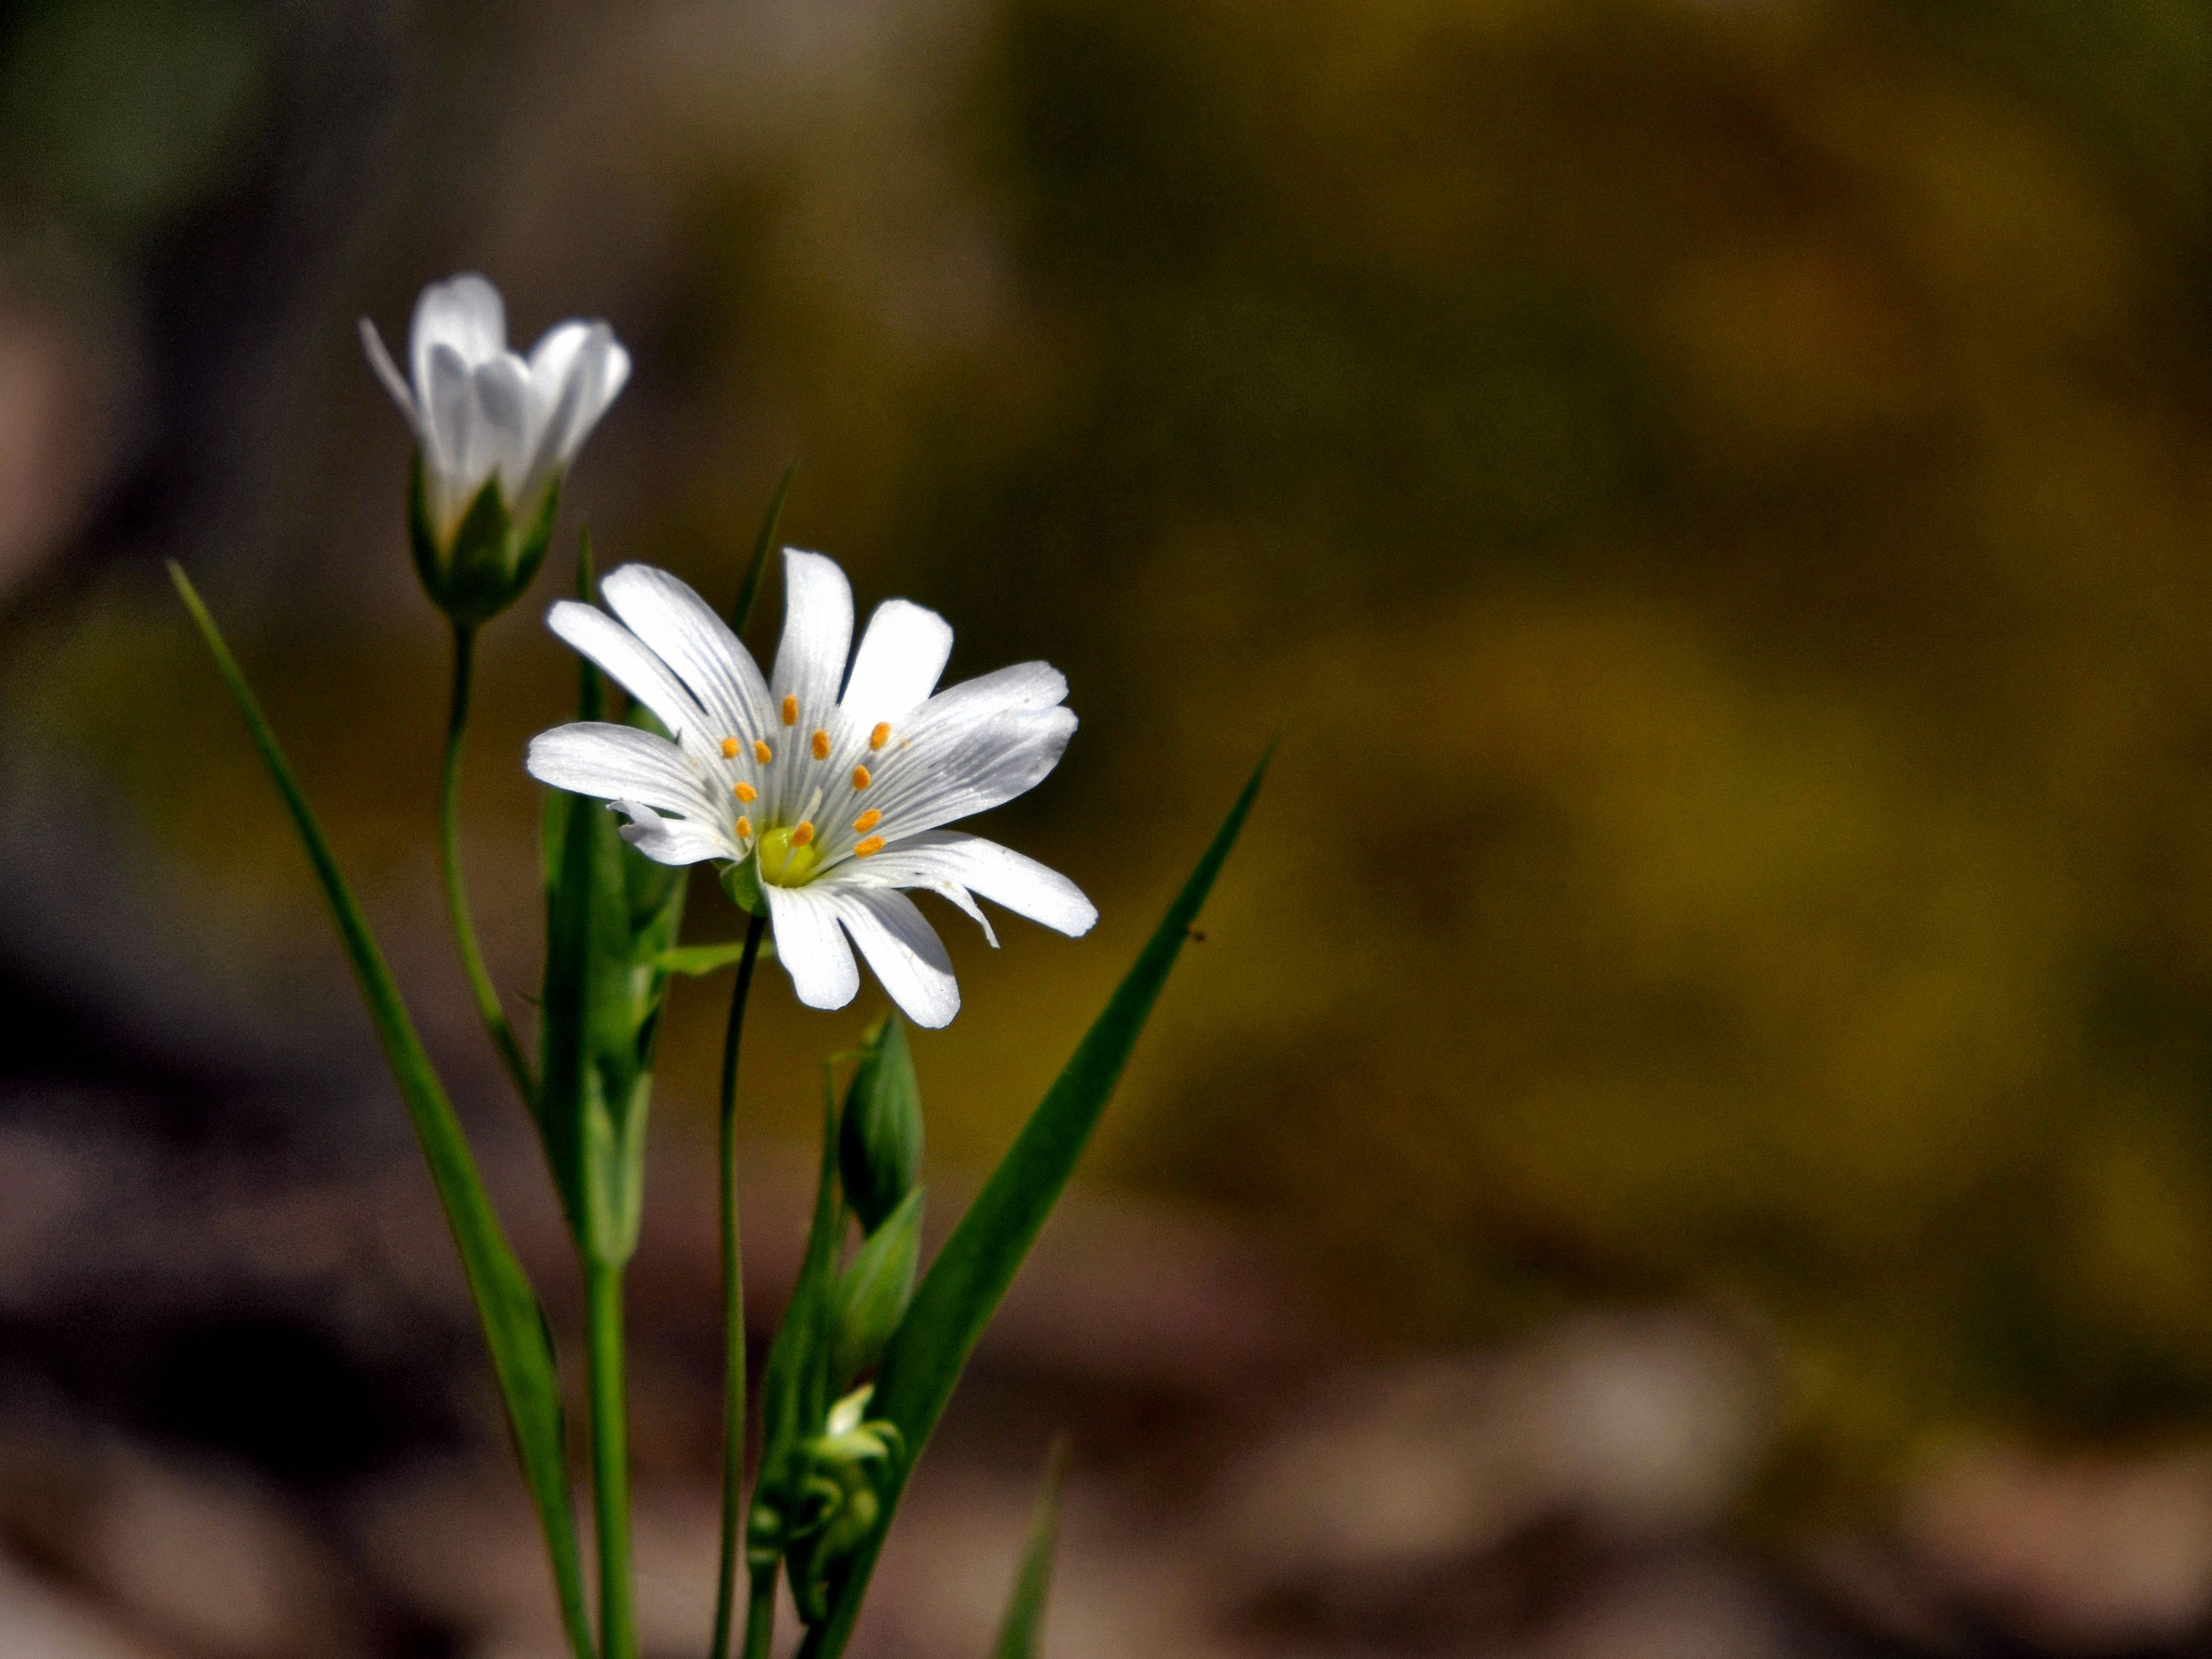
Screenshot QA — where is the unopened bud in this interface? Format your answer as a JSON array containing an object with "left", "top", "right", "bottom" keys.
[{"left": 839, "top": 1014, "right": 922, "bottom": 1233}]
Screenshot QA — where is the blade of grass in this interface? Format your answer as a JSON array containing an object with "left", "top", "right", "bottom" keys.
[
  {"left": 796, "top": 747, "right": 1272, "bottom": 1658},
  {"left": 731, "top": 462, "right": 796, "bottom": 636},
  {"left": 171, "top": 564, "right": 594, "bottom": 1659},
  {"left": 988, "top": 1440, "right": 1070, "bottom": 1659}
]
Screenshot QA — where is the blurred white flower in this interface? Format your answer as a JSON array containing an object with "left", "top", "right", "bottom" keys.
[
  {"left": 526, "top": 551, "right": 1096, "bottom": 1027},
  {"left": 361, "top": 274, "right": 629, "bottom": 617}
]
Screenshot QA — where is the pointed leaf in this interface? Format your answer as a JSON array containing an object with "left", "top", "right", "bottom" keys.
[
  {"left": 654, "top": 938, "right": 780, "bottom": 976},
  {"left": 796, "top": 748, "right": 1271, "bottom": 1658},
  {"left": 733, "top": 462, "right": 797, "bottom": 636},
  {"left": 989, "top": 1441, "right": 1071, "bottom": 1659},
  {"left": 170, "top": 565, "right": 595, "bottom": 1659}
]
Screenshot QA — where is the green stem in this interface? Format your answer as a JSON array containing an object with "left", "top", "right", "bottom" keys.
[
  {"left": 587, "top": 1258, "right": 637, "bottom": 1659},
  {"left": 709, "top": 914, "right": 771, "bottom": 1659},
  {"left": 441, "top": 621, "right": 538, "bottom": 1106},
  {"left": 742, "top": 1562, "right": 779, "bottom": 1659}
]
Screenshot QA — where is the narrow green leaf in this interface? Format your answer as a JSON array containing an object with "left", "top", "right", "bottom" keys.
[
  {"left": 989, "top": 1441, "right": 1071, "bottom": 1659},
  {"left": 170, "top": 564, "right": 595, "bottom": 1659},
  {"left": 796, "top": 747, "right": 1272, "bottom": 1658},
  {"left": 732, "top": 462, "right": 797, "bottom": 636},
  {"left": 654, "top": 938, "right": 779, "bottom": 976}
]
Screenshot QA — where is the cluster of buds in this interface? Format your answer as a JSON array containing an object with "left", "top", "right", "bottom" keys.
[
  {"left": 749, "top": 1014, "right": 928, "bottom": 1624},
  {"left": 750, "top": 1384, "right": 905, "bottom": 1623}
]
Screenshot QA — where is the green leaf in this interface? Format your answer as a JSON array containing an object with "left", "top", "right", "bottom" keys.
[
  {"left": 170, "top": 564, "right": 595, "bottom": 1659},
  {"left": 830, "top": 1186, "right": 924, "bottom": 1391},
  {"left": 796, "top": 748, "right": 1272, "bottom": 1658},
  {"left": 839, "top": 1015, "right": 922, "bottom": 1234},
  {"left": 732, "top": 462, "right": 796, "bottom": 636},
  {"left": 538, "top": 542, "right": 686, "bottom": 1267},
  {"left": 989, "top": 1441, "right": 1071, "bottom": 1659},
  {"left": 654, "top": 937, "right": 779, "bottom": 976}
]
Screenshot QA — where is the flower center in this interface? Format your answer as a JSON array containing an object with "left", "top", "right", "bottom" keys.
[{"left": 756, "top": 822, "right": 821, "bottom": 886}]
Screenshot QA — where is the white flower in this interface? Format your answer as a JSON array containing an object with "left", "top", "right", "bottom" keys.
[
  {"left": 361, "top": 272, "right": 630, "bottom": 550},
  {"left": 525, "top": 551, "right": 1097, "bottom": 1028}
]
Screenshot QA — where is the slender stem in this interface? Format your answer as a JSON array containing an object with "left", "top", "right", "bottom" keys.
[
  {"left": 742, "top": 1562, "right": 778, "bottom": 1659},
  {"left": 586, "top": 1257, "right": 638, "bottom": 1659},
  {"left": 710, "top": 914, "right": 771, "bottom": 1659},
  {"left": 440, "top": 621, "right": 538, "bottom": 1105}
]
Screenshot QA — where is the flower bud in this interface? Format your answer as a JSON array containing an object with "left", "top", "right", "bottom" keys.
[
  {"left": 839, "top": 1013, "right": 923, "bottom": 1233},
  {"left": 830, "top": 1186, "right": 922, "bottom": 1387},
  {"left": 362, "top": 274, "right": 629, "bottom": 623}
]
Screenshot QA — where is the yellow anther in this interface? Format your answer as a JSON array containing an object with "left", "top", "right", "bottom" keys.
[
  {"left": 734, "top": 781, "right": 757, "bottom": 803},
  {"left": 754, "top": 740, "right": 773, "bottom": 764},
  {"left": 869, "top": 722, "right": 890, "bottom": 751},
  {"left": 734, "top": 815, "right": 753, "bottom": 839},
  {"left": 790, "top": 820, "right": 815, "bottom": 847},
  {"left": 852, "top": 809, "right": 881, "bottom": 834},
  {"left": 855, "top": 836, "right": 886, "bottom": 857},
  {"left": 781, "top": 695, "right": 798, "bottom": 726},
  {"left": 811, "top": 728, "right": 831, "bottom": 760},
  {"left": 720, "top": 737, "right": 741, "bottom": 759},
  {"left": 851, "top": 764, "right": 872, "bottom": 790}
]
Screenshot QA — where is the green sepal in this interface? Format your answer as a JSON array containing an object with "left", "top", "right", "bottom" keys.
[
  {"left": 839, "top": 1015, "right": 923, "bottom": 1235},
  {"left": 407, "top": 451, "right": 561, "bottom": 625},
  {"left": 722, "top": 852, "right": 769, "bottom": 917},
  {"left": 830, "top": 1186, "right": 923, "bottom": 1391}
]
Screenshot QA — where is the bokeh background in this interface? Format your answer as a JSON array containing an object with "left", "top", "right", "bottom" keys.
[{"left": 7, "top": 0, "right": 2212, "bottom": 1654}]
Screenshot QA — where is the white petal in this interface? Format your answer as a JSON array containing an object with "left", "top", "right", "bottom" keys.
[
  {"left": 359, "top": 319, "right": 419, "bottom": 430},
  {"left": 770, "top": 549, "right": 855, "bottom": 717},
  {"left": 546, "top": 602, "right": 716, "bottom": 757},
  {"left": 529, "top": 321, "right": 629, "bottom": 462},
  {"left": 422, "top": 343, "right": 480, "bottom": 526},
  {"left": 766, "top": 884, "right": 860, "bottom": 1011},
  {"left": 411, "top": 274, "right": 505, "bottom": 397},
  {"left": 841, "top": 598, "right": 953, "bottom": 722},
  {"left": 820, "top": 881, "right": 961, "bottom": 1028},
  {"left": 601, "top": 564, "right": 775, "bottom": 745},
  {"left": 473, "top": 355, "right": 535, "bottom": 498},
  {"left": 852, "top": 831, "right": 1096, "bottom": 937},
  {"left": 525, "top": 723, "right": 718, "bottom": 818},
  {"left": 611, "top": 801, "right": 734, "bottom": 866},
  {"left": 855, "top": 705, "right": 1077, "bottom": 841}
]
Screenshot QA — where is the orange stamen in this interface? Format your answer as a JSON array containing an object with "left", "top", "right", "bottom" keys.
[
  {"left": 810, "top": 728, "right": 830, "bottom": 760},
  {"left": 851, "top": 764, "right": 872, "bottom": 790},
  {"left": 852, "top": 809, "right": 881, "bottom": 833},
  {"left": 855, "top": 836, "right": 886, "bottom": 857},
  {"left": 790, "top": 821, "right": 815, "bottom": 847},
  {"left": 869, "top": 722, "right": 890, "bottom": 750},
  {"left": 754, "top": 740, "right": 773, "bottom": 764},
  {"left": 720, "top": 737, "right": 741, "bottom": 759},
  {"left": 734, "top": 815, "right": 753, "bottom": 839},
  {"left": 734, "top": 782, "right": 757, "bottom": 803},
  {"left": 781, "top": 695, "right": 798, "bottom": 726}
]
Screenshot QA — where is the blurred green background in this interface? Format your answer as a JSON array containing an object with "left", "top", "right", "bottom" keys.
[{"left": 11, "top": 0, "right": 2212, "bottom": 1556}]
